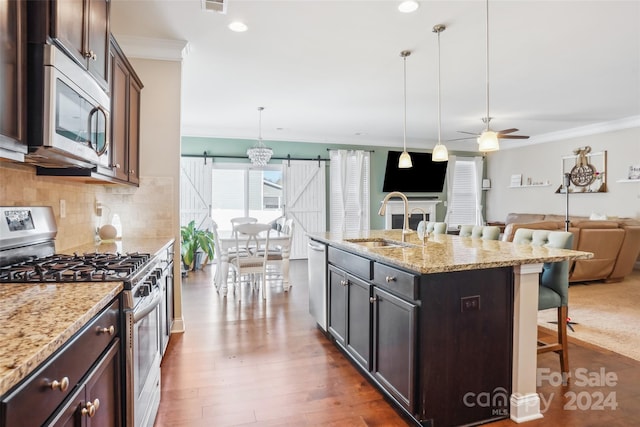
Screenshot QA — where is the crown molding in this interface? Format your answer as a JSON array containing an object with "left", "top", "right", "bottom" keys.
[
  {"left": 114, "top": 35, "right": 190, "bottom": 61},
  {"left": 511, "top": 115, "right": 640, "bottom": 149}
]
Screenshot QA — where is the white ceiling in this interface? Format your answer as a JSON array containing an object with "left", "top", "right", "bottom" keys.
[{"left": 110, "top": 0, "right": 640, "bottom": 152}]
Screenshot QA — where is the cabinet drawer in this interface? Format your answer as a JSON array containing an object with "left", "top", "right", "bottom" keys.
[
  {"left": 373, "top": 263, "right": 419, "bottom": 300},
  {"left": 2, "top": 298, "right": 120, "bottom": 427},
  {"left": 328, "top": 246, "right": 372, "bottom": 280}
]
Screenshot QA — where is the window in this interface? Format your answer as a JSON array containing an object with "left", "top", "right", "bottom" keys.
[
  {"left": 329, "top": 150, "right": 370, "bottom": 232},
  {"left": 446, "top": 157, "right": 483, "bottom": 228},
  {"left": 211, "top": 164, "right": 283, "bottom": 226}
]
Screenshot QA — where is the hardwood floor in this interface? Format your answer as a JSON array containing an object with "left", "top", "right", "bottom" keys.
[{"left": 155, "top": 262, "right": 640, "bottom": 426}]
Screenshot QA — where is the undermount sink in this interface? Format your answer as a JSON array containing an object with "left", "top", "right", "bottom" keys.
[{"left": 346, "top": 239, "right": 407, "bottom": 249}]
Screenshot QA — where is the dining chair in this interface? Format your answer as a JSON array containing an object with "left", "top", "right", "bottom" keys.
[
  {"left": 459, "top": 225, "right": 501, "bottom": 240},
  {"left": 262, "top": 220, "right": 294, "bottom": 283},
  {"left": 513, "top": 228, "right": 574, "bottom": 374},
  {"left": 230, "top": 216, "right": 258, "bottom": 232},
  {"left": 229, "top": 222, "right": 272, "bottom": 300}
]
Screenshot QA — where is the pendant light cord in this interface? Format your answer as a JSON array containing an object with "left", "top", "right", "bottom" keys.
[
  {"left": 257, "top": 106, "right": 264, "bottom": 143},
  {"left": 403, "top": 53, "right": 407, "bottom": 151},
  {"left": 485, "top": 0, "right": 490, "bottom": 130},
  {"left": 437, "top": 29, "right": 442, "bottom": 144}
]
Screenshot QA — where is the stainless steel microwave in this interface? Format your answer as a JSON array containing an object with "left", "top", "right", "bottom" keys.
[{"left": 26, "top": 44, "right": 110, "bottom": 170}]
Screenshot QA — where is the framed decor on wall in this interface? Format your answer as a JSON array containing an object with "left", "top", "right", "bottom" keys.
[{"left": 556, "top": 147, "right": 607, "bottom": 193}]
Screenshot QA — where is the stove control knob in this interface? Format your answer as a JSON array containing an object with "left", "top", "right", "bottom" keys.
[{"left": 142, "top": 284, "right": 151, "bottom": 296}]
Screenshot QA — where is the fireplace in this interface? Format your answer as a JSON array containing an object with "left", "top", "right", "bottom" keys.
[{"left": 382, "top": 199, "right": 441, "bottom": 230}]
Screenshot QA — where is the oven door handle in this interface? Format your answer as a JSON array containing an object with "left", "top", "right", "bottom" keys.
[{"left": 133, "top": 288, "right": 162, "bottom": 323}]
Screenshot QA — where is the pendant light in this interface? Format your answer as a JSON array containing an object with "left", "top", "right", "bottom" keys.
[
  {"left": 478, "top": 0, "right": 500, "bottom": 152},
  {"left": 247, "top": 107, "right": 273, "bottom": 166},
  {"left": 431, "top": 24, "right": 448, "bottom": 162},
  {"left": 398, "top": 50, "right": 412, "bottom": 169}
]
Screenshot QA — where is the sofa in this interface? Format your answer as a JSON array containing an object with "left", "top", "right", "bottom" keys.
[{"left": 500, "top": 213, "right": 640, "bottom": 283}]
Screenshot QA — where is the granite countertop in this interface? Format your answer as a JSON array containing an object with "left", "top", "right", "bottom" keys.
[
  {"left": 308, "top": 229, "right": 593, "bottom": 274},
  {"left": 0, "top": 281, "right": 123, "bottom": 396},
  {"left": 0, "top": 237, "right": 175, "bottom": 397}
]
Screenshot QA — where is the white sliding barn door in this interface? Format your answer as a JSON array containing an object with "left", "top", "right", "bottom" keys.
[
  {"left": 282, "top": 160, "right": 326, "bottom": 259},
  {"left": 180, "top": 157, "right": 212, "bottom": 228}
]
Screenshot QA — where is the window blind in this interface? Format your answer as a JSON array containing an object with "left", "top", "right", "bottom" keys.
[{"left": 447, "top": 160, "right": 478, "bottom": 227}]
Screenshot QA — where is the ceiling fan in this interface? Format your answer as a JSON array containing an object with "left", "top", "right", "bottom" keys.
[
  {"left": 452, "top": 0, "right": 529, "bottom": 150},
  {"left": 453, "top": 117, "right": 530, "bottom": 141}
]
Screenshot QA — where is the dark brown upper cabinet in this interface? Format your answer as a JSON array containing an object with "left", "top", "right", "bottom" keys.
[
  {"left": 110, "top": 36, "right": 142, "bottom": 185},
  {"left": 0, "top": 0, "right": 28, "bottom": 160},
  {"left": 29, "top": 0, "right": 111, "bottom": 91}
]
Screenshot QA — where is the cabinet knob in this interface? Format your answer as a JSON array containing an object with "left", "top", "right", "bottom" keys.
[
  {"left": 84, "top": 50, "right": 97, "bottom": 61},
  {"left": 369, "top": 296, "right": 377, "bottom": 303},
  {"left": 81, "top": 399, "right": 98, "bottom": 417},
  {"left": 340, "top": 280, "right": 348, "bottom": 286},
  {"left": 50, "top": 377, "right": 69, "bottom": 392},
  {"left": 97, "top": 325, "right": 115, "bottom": 335},
  {"left": 385, "top": 276, "right": 396, "bottom": 283}
]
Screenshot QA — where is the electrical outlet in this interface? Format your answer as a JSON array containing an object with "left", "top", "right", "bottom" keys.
[
  {"left": 96, "top": 201, "right": 103, "bottom": 217},
  {"left": 461, "top": 295, "right": 480, "bottom": 312},
  {"left": 60, "top": 199, "right": 66, "bottom": 218}
]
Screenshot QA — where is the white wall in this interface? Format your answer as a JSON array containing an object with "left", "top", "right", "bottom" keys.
[
  {"left": 128, "top": 57, "right": 184, "bottom": 331},
  {"left": 485, "top": 127, "right": 640, "bottom": 222}
]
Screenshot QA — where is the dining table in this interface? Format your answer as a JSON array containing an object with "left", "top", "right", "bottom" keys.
[{"left": 215, "top": 228, "right": 292, "bottom": 296}]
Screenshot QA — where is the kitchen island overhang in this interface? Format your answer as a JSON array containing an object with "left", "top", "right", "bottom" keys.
[{"left": 308, "top": 230, "right": 592, "bottom": 425}]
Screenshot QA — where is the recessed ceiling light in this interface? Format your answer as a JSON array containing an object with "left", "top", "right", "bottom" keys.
[
  {"left": 228, "top": 21, "right": 248, "bottom": 32},
  {"left": 398, "top": 0, "right": 419, "bottom": 13}
]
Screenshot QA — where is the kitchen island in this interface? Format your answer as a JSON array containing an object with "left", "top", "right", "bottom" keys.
[{"left": 308, "top": 230, "right": 592, "bottom": 426}]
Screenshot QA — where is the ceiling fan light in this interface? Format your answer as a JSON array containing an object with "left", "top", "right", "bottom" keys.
[
  {"left": 432, "top": 143, "right": 448, "bottom": 162},
  {"left": 398, "top": 0, "right": 419, "bottom": 13},
  {"left": 398, "top": 150, "right": 413, "bottom": 168},
  {"left": 478, "top": 131, "right": 500, "bottom": 152}
]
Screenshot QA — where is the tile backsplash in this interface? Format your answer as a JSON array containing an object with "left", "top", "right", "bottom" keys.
[{"left": 0, "top": 162, "right": 175, "bottom": 252}]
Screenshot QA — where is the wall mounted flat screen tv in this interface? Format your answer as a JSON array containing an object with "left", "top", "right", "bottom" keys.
[{"left": 382, "top": 151, "right": 448, "bottom": 193}]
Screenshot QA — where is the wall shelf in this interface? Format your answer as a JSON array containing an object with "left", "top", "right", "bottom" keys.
[
  {"left": 509, "top": 184, "right": 551, "bottom": 188},
  {"left": 616, "top": 179, "right": 640, "bottom": 183}
]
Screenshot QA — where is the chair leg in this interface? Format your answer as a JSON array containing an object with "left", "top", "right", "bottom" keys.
[{"left": 557, "top": 305, "right": 569, "bottom": 375}]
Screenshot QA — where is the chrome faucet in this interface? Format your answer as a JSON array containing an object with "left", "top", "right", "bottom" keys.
[{"left": 378, "top": 191, "right": 412, "bottom": 241}]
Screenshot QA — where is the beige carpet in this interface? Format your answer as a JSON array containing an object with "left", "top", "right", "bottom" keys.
[{"left": 537, "top": 270, "right": 640, "bottom": 362}]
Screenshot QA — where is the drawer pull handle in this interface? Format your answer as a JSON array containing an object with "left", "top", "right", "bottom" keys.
[
  {"left": 81, "top": 399, "right": 100, "bottom": 417},
  {"left": 97, "top": 325, "right": 115, "bottom": 335},
  {"left": 84, "top": 50, "right": 97, "bottom": 61},
  {"left": 385, "top": 276, "right": 396, "bottom": 283},
  {"left": 50, "top": 377, "right": 69, "bottom": 392},
  {"left": 369, "top": 296, "right": 377, "bottom": 303}
]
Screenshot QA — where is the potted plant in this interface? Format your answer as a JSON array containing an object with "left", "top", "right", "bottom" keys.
[{"left": 180, "top": 220, "right": 215, "bottom": 271}]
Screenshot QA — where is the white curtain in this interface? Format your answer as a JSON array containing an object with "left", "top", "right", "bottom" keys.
[
  {"left": 473, "top": 156, "right": 485, "bottom": 225},
  {"left": 329, "top": 150, "right": 370, "bottom": 233},
  {"left": 443, "top": 155, "right": 457, "bottom": 225}
]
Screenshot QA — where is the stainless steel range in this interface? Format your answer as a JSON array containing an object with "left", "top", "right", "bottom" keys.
[{"left": 0, "top": 206, "right": 163, "bottom": 427}]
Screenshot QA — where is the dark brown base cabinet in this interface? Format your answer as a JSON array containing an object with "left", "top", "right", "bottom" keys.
[
  {"left": 48, "top": 341, "right": 121, "bottom": 427},
  {"left": 326, "top": 246, "right": 513, "bottom": 427},
  {"left": 0, "top": 298, "right": 123, "bottom": 427}
]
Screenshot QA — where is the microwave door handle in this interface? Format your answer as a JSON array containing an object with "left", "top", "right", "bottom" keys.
[{"left": 88, "top": 106, "right": 109, "bottom": 156}]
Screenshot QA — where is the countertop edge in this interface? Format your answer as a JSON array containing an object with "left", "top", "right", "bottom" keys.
[
  {"left": 308, "top": 231, "right": 593, "bottom": 274},
  {"left": 0, "top": 282, "right": 123, "bottom": 396}
]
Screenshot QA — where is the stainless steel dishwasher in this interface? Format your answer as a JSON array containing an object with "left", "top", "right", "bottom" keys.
[{"left": 307, "top": 240, "right": 327, "bottom": 331}]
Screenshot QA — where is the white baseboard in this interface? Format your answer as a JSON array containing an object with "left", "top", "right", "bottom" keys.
[{"left": 171, "top": 317, "right": 185, "bottom": 333}]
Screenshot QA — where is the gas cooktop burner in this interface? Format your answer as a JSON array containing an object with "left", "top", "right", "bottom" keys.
[{"left": 0, "top": 252, "right": 151, "bottom": 283}]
